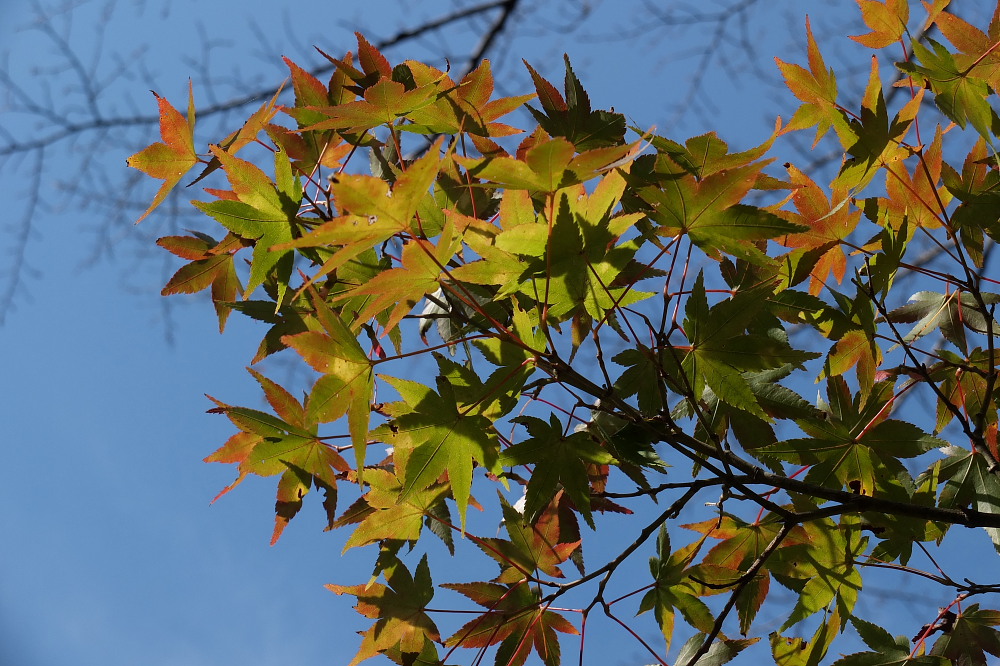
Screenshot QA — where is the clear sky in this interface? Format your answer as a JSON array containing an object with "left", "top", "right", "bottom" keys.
[{"left": 2, "top": 2, "right": 998, "bottom": 665}]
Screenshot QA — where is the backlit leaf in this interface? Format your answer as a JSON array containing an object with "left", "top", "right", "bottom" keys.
[{"left": 127, "top": 83, "right": 199, "bottom": 222}]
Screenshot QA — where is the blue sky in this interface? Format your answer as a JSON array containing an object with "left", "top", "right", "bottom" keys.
[{"left": 2, "top": 2, "right": 998, "bottom": 665}]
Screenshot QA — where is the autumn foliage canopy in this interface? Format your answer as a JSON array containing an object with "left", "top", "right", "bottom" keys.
[{"left": 129, "top": 1, "right": 1000, "bottom": 664}]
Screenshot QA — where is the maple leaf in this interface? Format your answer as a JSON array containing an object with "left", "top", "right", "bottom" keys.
[
  {"left": 885, "top": 290, "right": 1000, "bottom": 354},
  {"left": 776, "top": 18, "right": 855, "bottom": 147},
  {"left": 442, "top": 579, "right": 578, "bottom": 666},
  {"left": 942, "top": 138, "right": 1000, "bottom": 265},
  {"left": 523, "top": 55, "right": 626, "bottom": 150},
  {"left": 869, "top": 119, "right": 947, "bottom": 233},
  {"left": 338, "top": 468, "right": 450, "bottom": 551},
  {"left": 777, "top": 165, "right": 861, "bottom": 296},
  {"left": 343, "top": 221, "right": 461, "bottom": 336},
  {"left": 865, "top": 465, "right": 945, "bottom": 565},
  {"left": 685, "top": 515, "right": 808, "bottom": 571},
  {"left": 318, "top": 33, "right": 393, "bottom": 95},
  {"left": 281, "top": 290, "right": 375, "bottom": 471},
  {"left": 188, "top": 83, "right": 284, "bottom": 187},
  {"left": 370, "top": 374, "right": 500, "bottom": 530},
  {"left": 645, "top": 127, "right": 782, "bottom": 181},
  {"left": 850, "top": 0, "right": 909, "bottom": 49},
  {"left": 836, "top": 56, "right": 922, "bottom": 191},
  {"left": 298, "top": 76, "right": 441, "bottom": 133},
  {"left": 455, "top": 135, "right": 642, "bottom": 193},
  {"left": 899, "top": 37, "right": 995, "bottom": 140},
  {"left": 612, "top": 344, "right": 671, "bottom": 416},
  {"left": 638, "top": 527, "right": 715, "bottom": 651},
  {"left": 403, "top": 59, "right": 535, "bottom": 136},
  {"left": 760, "top": 377, "right": 944, "bottom": 496},
  {"left": 203, "top": 369, "right": 351, "bottom": 544},
  {"left": 930, "top": 445, "right": 1000, "bottom": 552},
  {"left": 431, "top": 352, "right": 529, "bottom": 422},
  {"left": 768, "top": 606, "right": 841, "bottom": 666},
  {"left": 682, "top": 274, "right": 820, "bottom": 420},
  {"left": 277, "top": 141, "right": 444, "bottom": 288},
  {"left": 767, "top": 515, "right": 864, "bottom": 630},
  {"left": 934, "top": 8, "right": 1000, "bottom": 93},
  {"left": 499, "top": 414, "right": 615, "bottom": 527},
  {"left": 676, "top": 634, "right": 759, "bottom": 666},
  {"left": 929, "top": 603, "right": 1000, "bottom": 666},
  {"left": 628, "top": 154, "right": 806, "bottom": 266},
  {"left": 158, "top": 231, "right": 244, "bottom": 331},
  {"left": 327, "top": 554, "right": 440, "bottom": 666},
  {"left": 685, "top": 514, "right": 810, "bottom": 635},
  {"left": 822, "top": 327, "right": 884, "bottom": 401},
  {"left": 126, "top": 83, "right": 199, "bottom": 223},
  {"left": 192, "top": 146, "right": 302, "bottom": 306},
  {"left": 928, "top": 348, "right": 1000, "bottom": 432},
  {"left": 672, "top": 364, "right": 821, "bottom": 452},
  {"left": 496, "top": 177, "right": 651, "bottom": 326},
  {"left": 435, "top": 206, "right": 527, "bottom": 295},
  {"left": 826, "top": 614, "right": 949, "bottom": 666},
  {"left": 472, "top": 495, "right": 581, "bottom": 583}
]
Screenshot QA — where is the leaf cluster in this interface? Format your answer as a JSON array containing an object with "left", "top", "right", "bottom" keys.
[{"left": 129, "top": 6, "right": 1000, "bottom": 664}]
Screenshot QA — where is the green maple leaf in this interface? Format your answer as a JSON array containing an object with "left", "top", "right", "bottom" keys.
[
  {"left": 523, "top": 55, "right": 626, "bottom": 150},
  {"left": 768, "top": 515, "right": 864, "bottom": 630},
  {"left": 672, "top": 363, "right": 821, "bottom": 452},
  {"left": 826, "top": 615, "right": 949, "bottom": 666},
  {"left": 344, "top": 223, "right": 460, "bottom": 335},
  {"left": 296, "top": 66, "right": 441, "bottom": 133},
  {"left": 339, "top": 468, "right": 449, "bottom": 550},
  {"left": 929, "top": 445, "right": 1000, "bottom": 552},
  {"left": 942, "top": 138, "right": 1000, "bottom": 259},
  {"left": 838, "top": 57, "right": 919, "bottom": 190},
  {"left": 682, "top": 274, "right": 820, "bottom": 420},
  {"left": 612, "top": 344, "right": 670, "bottom": 415},
  {"left": 499, "top": 413, "right": 615, "bottom": 527},
  {"left": 276, "top": 142, "right": 443, "bottom": 293},
  {"left": 638, "top": 527, "right": 715, "bottom": 651},
  {"left": 628, "top": 155, "right": 806, "bottom": 265},
  {"left": 371, "top": 374, "right": 500, "bottom": 530},
  {"left": 644, "top": 127, "right": 781, "bottom": 181},
  {"left": 768, "top": 606, "right": 840, "bottom": 666},
  {"left": 930, "top": 604, "right": 1000, "bottom": 666},
  {"left": 456, "top": 135, "right": 640, "bottom": 193},
  {"left": 281, "top": 291, "right": 375, "bottom": 472},
  {"left": 432, "top": 352, "right": 528, "bottom": 422},
  {"left": 900, "top": 37, "right": 996, "bottom": 140},
  {"left": 326, "top": 554, "right": 440, "bottom": 666},
  {"left": 760, "top": 377, "right": 944, "bottom": 495},
  {"left": 497, "top": 176, "right": 651, "bottom": 325},
  {"left": 442, "top": 579, "right": 578, "bottom": 666},
  {"left": 455, "top": 135, "right": 576, "bottom": 191},
  {"left": 222, "top": 298, "right": 308, "bottom": 363},
  {"left": 192, "top": 146, "right": 301, "bottom": 306},
  {"left": 676, "top": 633, "right": 758, "bottom": 666}
]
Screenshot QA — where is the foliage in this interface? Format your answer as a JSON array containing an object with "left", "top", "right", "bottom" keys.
[{"left": 130, "top": 2, "right": 1000, "bottom": 664}]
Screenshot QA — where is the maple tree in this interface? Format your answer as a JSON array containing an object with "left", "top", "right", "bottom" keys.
[{"left": 129, "top": 2, "right": 1000, "bottom": 664}]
